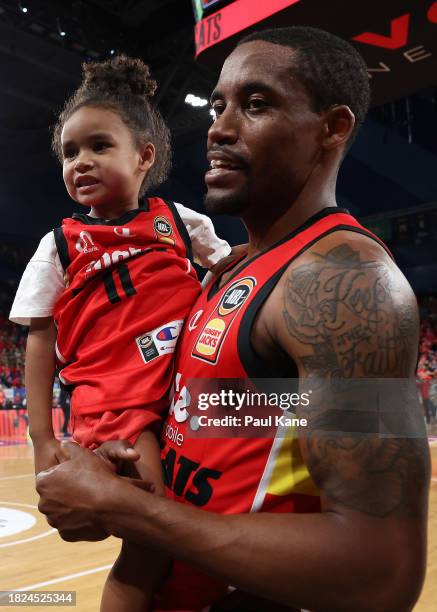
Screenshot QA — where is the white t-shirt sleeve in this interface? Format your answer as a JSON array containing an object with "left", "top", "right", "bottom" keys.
[
  {"left": 175, "top": 202, "right": 231, "bottom": 268},
  {"left": 9, "top": 232, "right": 65, "bottom": 326}
]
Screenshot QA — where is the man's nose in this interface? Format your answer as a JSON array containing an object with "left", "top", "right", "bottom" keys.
[{"left": 207, "top": 107, "right": 238, "bottom": 147}]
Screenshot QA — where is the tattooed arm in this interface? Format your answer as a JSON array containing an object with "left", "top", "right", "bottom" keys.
[
  {"left": 36, "top": 233, "right": 429, "bottom": 611},
  {"left": 275, "top": 232, "right": 430, "bottom": 606}
]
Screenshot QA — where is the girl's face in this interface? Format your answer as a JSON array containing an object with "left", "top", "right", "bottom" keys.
[{"left": 61, "top": 106, "right": 154, "bottom": 217}]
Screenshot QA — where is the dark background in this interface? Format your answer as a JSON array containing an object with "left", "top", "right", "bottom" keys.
[{"left": 0, "top": 0, "right": 436, "bottom": 293}]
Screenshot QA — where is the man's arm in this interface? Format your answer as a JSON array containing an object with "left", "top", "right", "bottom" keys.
[
  {"left": 277, "top": 234, "right": 430, "bottom": 602},
  {"left": 36, "top": 234, "right": 430, "bottom": 611}
]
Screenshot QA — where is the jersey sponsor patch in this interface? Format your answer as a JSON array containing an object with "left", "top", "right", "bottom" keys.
[
  {"left": 154, "top": 216, "right": 175, "bottom": 246},
  {"left": 75, "top": 230, "right": 98, "bottom": 254},
  {"left": 136, "top": 319, "right": 184, "bottom": 363},
  {"left": 192, "top": 277, "right": 256, "bottom": 364}
]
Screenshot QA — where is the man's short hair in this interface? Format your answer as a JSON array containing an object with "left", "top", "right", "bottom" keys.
[{"left": 238, "top": 26, "right": 370, "bottom": 145}]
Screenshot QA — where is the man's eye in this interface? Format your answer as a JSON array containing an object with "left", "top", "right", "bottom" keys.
[
  {"left": 247, "top": 98, "right": 267, "bottom": 111},
  {"left": 211, "top": 104, "right": 224, "bottom": 118}
]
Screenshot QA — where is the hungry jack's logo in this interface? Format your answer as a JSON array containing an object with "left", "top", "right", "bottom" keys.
[{"left": 192, "top": 277, "right": 256, "bottom": 364}]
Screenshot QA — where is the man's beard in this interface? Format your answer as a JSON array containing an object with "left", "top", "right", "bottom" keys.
[{"left": 203, "top": 184, "right": 250, "bottom": 216}]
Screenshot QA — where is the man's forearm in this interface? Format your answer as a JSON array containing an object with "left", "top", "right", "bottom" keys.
[{"left": 101, "top": 480, "right": 424, "bottom": 611}]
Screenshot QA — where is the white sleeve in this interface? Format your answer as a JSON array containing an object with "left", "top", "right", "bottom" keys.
[
  {"left": 175, "top": 202, "right": 231, "bottom": 268},
  {"left": 9, "top": 232, "right": 65, "bottom": 326}
]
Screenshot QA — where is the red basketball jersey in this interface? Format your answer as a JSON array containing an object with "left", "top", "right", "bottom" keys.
[
  {"left": 53, "top": 198, "right": 200, "bottom": 422},
  {"left": 156, "top": 208, "right": 391, "bottom": 610}
]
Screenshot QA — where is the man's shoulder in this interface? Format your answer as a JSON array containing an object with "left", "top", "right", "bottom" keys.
[
  {"left": 271, "top": 227, "right": 404, "bottom": 303},
  {"left": 263, "top": 228, "right": 419, "bottom": 377},
  {"left": 290, "top": 226, "right": 392, "bottom": 270}
]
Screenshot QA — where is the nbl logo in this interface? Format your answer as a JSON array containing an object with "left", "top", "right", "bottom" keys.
[
  {"left": 154, "top": 216, "right": 175, "bottom": 246},
  {"left": 138, "top": 335, "right": 153, "bottom": 349},
  {"left": 154, "top": 216, "right": 172, "bottom": 237},
  {"left": 75, "top": 231, "right": 98, "bottom": 254},
  {"left": 218, "top": 277, "right": 256, "bottom": 316}
]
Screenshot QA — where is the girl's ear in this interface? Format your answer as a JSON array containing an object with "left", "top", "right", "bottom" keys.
[
  {"left": 139, "top": 142, "right": 155, "bottom": 172},
  {"left": 321, "top": 105, "right": 355, "bottom": 151}
]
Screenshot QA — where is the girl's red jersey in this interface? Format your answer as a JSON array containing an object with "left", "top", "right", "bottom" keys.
[{"left": 53, "top": 198, "right": 200, "bottom": 436}]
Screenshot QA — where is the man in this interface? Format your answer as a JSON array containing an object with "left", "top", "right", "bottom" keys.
[{"left": 36, "top": 27, "right": 430, "bottom": 611}]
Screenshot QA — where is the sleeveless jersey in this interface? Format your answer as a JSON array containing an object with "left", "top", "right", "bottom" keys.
[
  {"left": 53, "top": 198, "right": 200, "bottom": 424},
  {"left": 156, "top": 208, "right": 391, "bottom": 611}
]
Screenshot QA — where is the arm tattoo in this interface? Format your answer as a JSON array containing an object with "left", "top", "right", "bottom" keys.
[
  {"left": 283, "top": 244, "right": 415, "bottom": 378},
  {"left": 283, "top": 243, "right": 430, "bottom": 518}
]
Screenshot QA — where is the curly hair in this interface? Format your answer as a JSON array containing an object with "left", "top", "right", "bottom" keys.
[
  {"left": 52, "top": 55, "right": 171, "bottom": 195},
  {"left": 238, "top": 27, "right": 370, "bottom": 145}
]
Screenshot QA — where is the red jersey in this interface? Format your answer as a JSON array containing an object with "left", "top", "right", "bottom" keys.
[
  {"left": 157, "top": 208, "right": 390, "bottom": 611},
  {"left": 53, "top": 198, "right": 200, "bottom": 443}
]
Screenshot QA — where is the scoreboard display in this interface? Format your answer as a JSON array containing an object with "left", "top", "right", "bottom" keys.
[
  {"left": 192, "top": 0, "right": 437, "bottom": 108},
  {"left": 191, "top": 0, "right": 235, "bottom": 23}
]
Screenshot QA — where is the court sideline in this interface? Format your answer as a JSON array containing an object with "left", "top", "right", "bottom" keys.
[{"left": 0, "top": 441, "right": 436, "bottom": 611}]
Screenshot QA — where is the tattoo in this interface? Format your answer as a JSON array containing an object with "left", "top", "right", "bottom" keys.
[
  {"left": 283, "top": 244, "right": 416, "bottom": 378},
  {"left": 283, "top": 243, "right": 430, "bottom": 518},
  {"left": 302, "top": 433, "right": 430, "bottom": 518}
]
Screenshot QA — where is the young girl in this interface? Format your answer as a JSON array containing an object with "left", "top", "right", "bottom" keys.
[{"left": 10, "top": 55, "right": 230, "bottom": 611}]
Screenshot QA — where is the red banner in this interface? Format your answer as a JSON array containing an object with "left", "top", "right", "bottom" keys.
[
  {"left": 194, "top": 0, "right": 437, "bottom": 107},
  {"left": 195, "top": 0, "right": 302, "bottom": 56}
]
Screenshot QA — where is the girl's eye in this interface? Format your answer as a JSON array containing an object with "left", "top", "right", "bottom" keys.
[
  {"left": 63, "top": 149, "right": 76, "bottom": 160},
  {"left": 94, "top": 142, "right": 110, "bottom": 152}
]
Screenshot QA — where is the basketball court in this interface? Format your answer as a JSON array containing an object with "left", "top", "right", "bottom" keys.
[{"left": 0, "top": 435, "right": 436, "bottom": 611}]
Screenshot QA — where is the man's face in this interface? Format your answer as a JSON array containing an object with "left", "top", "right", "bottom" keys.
[{"left": 205, "top": 40, "right": 324, "bottom": 217}]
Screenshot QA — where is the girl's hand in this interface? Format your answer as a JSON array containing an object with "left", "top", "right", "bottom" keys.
[
  {"left": 93, "top": 440, "right": 156, "bottom": 492},
  {"left": 93, "top": 440, "right": 140, "bottom": 474},
  {"left": 33, "top": 437, "right": 70, "bottom": 474}
]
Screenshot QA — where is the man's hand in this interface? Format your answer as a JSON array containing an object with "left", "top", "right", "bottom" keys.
[{"left": 36, "top": 441, "right": 116, "bottom": 541}]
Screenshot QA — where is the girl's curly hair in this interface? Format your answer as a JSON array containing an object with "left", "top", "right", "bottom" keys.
[{"left": 52, "top": 55, "right": 171, "bottom": 195}]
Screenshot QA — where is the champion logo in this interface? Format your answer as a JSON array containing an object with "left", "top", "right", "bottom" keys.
[
  {"left": 156, "top": 326, "right": 178, "bottom": 341},
  {"left": 136, "top": 319, "right": 183, "bottom": 364},
  {"left": 75, "top": 230, "right": 98, "bottom": 254},
  {"left": 114, "top": 227, "right": 135, "bottom": 238}
]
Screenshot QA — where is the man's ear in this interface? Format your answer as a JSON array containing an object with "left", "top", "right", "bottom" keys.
[
  {"left": 322, "top": 105, "right": 355, "bottom": 151},
  {"left": 139, "top": 142, "right": 155, "bottom": 172}
]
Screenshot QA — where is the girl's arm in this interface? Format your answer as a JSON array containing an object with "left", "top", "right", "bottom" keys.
[{"left": 26, "top": 316, "right": 66, "bottom": 473}]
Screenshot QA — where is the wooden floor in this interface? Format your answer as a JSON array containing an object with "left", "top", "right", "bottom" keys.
[{"left": 0, "top": 439, "right": 436, "bottom": 611}]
